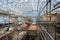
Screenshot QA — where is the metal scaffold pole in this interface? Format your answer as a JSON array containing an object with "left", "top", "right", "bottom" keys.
[
  {"left": 37, "top": 0, "right": 42, "bottom": 40},
  {"left": 49, "top": 0, "right": 51, "bottom": 21},
  {"left": 46, "top": 0, "right": 48, "bottom": 21}
]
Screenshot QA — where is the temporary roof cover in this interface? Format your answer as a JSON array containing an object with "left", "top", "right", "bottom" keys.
[{"left": 0, "top": 0, "right": 60, "bottom": 23}]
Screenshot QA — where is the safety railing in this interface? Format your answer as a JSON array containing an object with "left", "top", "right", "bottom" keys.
[{"left": 36, "top": 21, "right": 56, "bottom": 40}]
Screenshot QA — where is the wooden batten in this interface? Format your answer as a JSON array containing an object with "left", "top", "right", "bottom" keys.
[{"left": 0, "top": 11, "right": 11, "bottom": 15}]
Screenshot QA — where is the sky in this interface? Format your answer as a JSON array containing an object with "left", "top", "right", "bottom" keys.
[{"left": 0, "top": 0, "right": 60, "bottom": 23}]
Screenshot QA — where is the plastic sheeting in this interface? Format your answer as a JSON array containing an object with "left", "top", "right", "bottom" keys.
[
  {"left": 0, "top": 0, "right": 60, "bottom": 23},
  {"left": 0, "top": 15, "right": 9, "bottom": 24}
]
